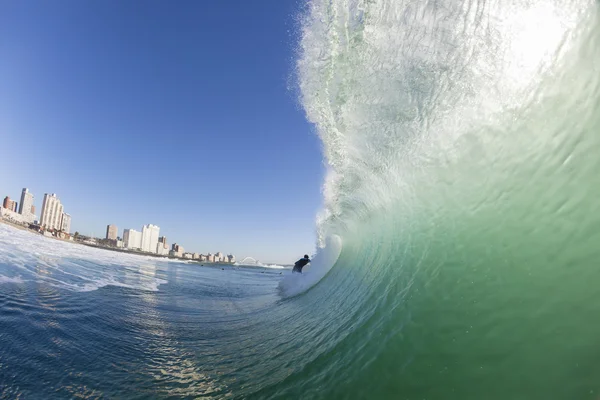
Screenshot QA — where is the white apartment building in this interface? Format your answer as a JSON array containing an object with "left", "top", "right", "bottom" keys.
[
  {"left": 156, "top": 243, "right": 169, "bottom": 256},
  {"left": 18, "top": 188, "right": 35, "bottom": 223},
  {"left": 61, "top": 213, "right": 71, "bottom": 233},
  {"left": 40, "top": 194, "right": 65, "bottom": 230},
  {"left": 141, "top": 224, "right": 160, "bottom": 253},
  {"left": 123, "top": 229, "right": 142, "bottom": 249}
]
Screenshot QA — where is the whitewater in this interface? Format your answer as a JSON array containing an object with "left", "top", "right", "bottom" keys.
[{"left": 2, "top": 0, "right": 600, "bottom": 398}]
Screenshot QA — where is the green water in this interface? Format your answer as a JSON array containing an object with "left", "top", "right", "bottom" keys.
[{"left": 261, "top": 0, "right": 600, "bottom": 398}]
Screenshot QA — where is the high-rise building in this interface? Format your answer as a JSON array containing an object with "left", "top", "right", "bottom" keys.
[
  {"left": 156, "top": 243, "right": 168, "bottom": 255},
  {"left": 123, "top": 229, "right": 142, "bottom": 249},
  {"left": 2, "top": 196, "right": 17, "bottom": 212},
  {"left": 40, "top": 193, "right": 65, "bottom": 230},
  {"left": 170, "top": 243, "right": 184, "bottom": 257},
  {"left": 40, "top": 193, "right": 71, "bottom": 230},
  {"left": 156, "top": 236, "right": 168, "bottom": 255},
  {"left": 18, "top": 188, "right": 34, "bottom": 223},
  {"left": 61, "top": 213, "right": 71, "bottom": 233},
  {"left": 141, "top": 224, "right": 160, "bottom": 253},
  {"left": 158, "top": 236, "right": 168, "bottom": 248},
  {"left": 216, "top": 252, "right": 224, "bottom": 262},
  {"left": 106, "top": 224, "right": 118, "bottom": 240}
]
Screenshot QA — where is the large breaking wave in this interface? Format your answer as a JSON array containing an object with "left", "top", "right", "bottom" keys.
[{"left": 261, "top": 0, "right": 600, "bottom": 398}]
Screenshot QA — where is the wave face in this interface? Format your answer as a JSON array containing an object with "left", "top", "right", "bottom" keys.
[{"left": 259, "top": 0, "right": 600, "bottom": 398}]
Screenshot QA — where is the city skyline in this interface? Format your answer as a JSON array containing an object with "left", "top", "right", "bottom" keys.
[
  {"left": 0, "top": 1, "right": 322, "bottom": 264},
  {"left": 1, "top": 186, "right": 238, "bottom": 262},
  {"left": 1, "top": 185, "right": 238, "bottom": 263},
  {"left": 114, "top": 223, "right": 234, "bottom": 261},
  {"left": 2, "top": 188, "right": 40, "bottom": 226}
]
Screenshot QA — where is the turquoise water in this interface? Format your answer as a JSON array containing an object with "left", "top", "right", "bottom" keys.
[{"left": 3, "top": 0, "right": 600, "bottom": 398}]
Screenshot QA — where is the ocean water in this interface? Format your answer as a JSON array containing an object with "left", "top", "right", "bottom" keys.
[
  {"left": 3, "top": 0, "right": 600, "bottom": 398},
  {"left": 0, "top": 224, "right": 291, "bottom": 398}
]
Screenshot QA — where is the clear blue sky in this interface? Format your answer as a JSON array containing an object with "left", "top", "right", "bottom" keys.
[{"left": 0, "top": 0, "right": 323, "bottom": 264}]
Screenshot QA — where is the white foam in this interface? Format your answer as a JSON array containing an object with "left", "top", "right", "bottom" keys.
[
  {"left": 261, "top": 264, "right": 287, "bottom": 269},
  {"left": 278, "top": 234, "right": 342, "bottom": 298},
  {"left": 0, "top": 275, "right": 24, "bottom": 284},
  {"left": 234, "top": 260, "right": 287, "bottom": 269},
  {"left": 0, "top": 224, "right": 169, "bottom": 292}
]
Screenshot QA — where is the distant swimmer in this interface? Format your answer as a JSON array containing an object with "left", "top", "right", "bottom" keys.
[{"left": 292, "top": 255, "right": 311, "bottom": 273}]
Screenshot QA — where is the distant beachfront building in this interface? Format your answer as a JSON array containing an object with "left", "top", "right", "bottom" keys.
[
  {"left": 3, "top": 197, "right": 17, "bottom": 212},
  {"left": 40, "top": 194, "right": 64, "bottom": 230},
  {"left": 207, "top": 253, "right": 215, "bottom": 263},
  {"left": 192, "top": 253, "right": 200, "bottom": 260},
  {"left": 183, "top": 253, "right": 193, "bottom": 259},
  {"left": 61, "top": 213, "right": 71, "bottom": 233},
  {"left": 0, "top": 206, "right": 26, "bottom": 224},
  {"left": 106, "top": 224, "right": 118, "bottom": 240},
  {"left": 156, "top": 242, "right": 168, "bottom": 255},
  {"left": 215, "top": 252, "right": 224, "bottom": 262},
  {"left": 156, "top": 245, "right": 167, "bottom": 256},
  {"left": 141, "top": 224, "right": 160, "bottom": 253},
  {"left": 227, "top": 255, "right": 235, "bottom": 263},
  {"left": 123, "top": 229, "right": 142, "bottom": 250},
  {"left": 156, "top": 236, "right": 168, "bottom": 255},
  {"left": 172, "top": 243, "right": 184, "bottom": 253},
  {"left": 158, "top": 236, "right": 167, "bottom": 247},
  {"left": 18, "top": 188, "right": 35, "bottom": 223},
  {"left": 170, "top": 243, "right": 184, "bottom": 257}
]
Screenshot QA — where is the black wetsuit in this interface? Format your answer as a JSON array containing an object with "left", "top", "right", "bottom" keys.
[{"left": 292, "top": 258, "right": 310, "bottom": 273}]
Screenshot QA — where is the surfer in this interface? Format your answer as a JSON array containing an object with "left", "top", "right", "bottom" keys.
[{"left": 292, "top": 255, "right": 311, "bottom": 273}]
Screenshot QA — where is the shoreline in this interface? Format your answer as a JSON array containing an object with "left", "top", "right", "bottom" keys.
[{"left": 0, "top": 219, "right": 233, "bottom": 266}]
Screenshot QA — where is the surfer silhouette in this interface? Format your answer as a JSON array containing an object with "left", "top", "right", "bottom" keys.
[{"left": 292, "top": 255, "right": 311, "bottom": 273}]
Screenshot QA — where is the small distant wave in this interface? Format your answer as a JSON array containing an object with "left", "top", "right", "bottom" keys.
[
  {"left": 234, "top": 260, "right": 287, "bottom": 269},
  {"left": 260, "top": 264, "right": 287, "bottom": 269}
]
